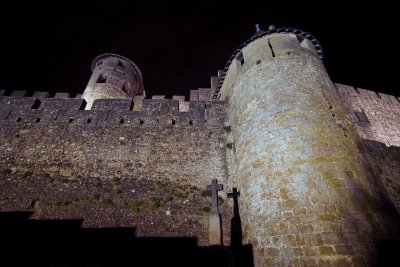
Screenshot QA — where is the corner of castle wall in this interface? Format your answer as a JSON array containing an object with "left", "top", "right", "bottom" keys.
[{"left": 336, "top": 83, "right": 400, "bottom": 147}]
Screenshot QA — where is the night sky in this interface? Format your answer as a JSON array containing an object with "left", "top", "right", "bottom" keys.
[{"left": 0, "top": 1, "right": 398, "bottom": 99}]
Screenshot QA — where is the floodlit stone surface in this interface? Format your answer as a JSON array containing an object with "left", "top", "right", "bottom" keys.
[
  {"left": 1, "top": 31, "right": 400, "bottom": 266},
  {"left": 221, "top": 33, "right": 400, "bottom": 266},
  {"left": 82, "top": 54, "right": 144, "bottom": 109}
]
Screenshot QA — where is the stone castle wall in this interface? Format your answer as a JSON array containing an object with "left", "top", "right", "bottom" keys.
[
  {"left": 336, "top": 84, "right": 400, "bottom": 212},
  {"left": 219, "top": 31, "right": 400, "bottom": 266},
  {"left": 0, "top": 91, "right": 234, "bottom": 245},
  {"left": 1, "top": 36, "right": 400, "bottom": 265},
  {"left": 336, "top": 84, "right": 400, "bottom": 147}
]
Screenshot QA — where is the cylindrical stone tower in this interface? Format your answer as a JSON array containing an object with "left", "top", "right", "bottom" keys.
[
  {"left": 217, "top": 28, "right": 399, "bottom": 266},
  {"left": 82, "top": 53, "right": 144, "bottom": 109}
]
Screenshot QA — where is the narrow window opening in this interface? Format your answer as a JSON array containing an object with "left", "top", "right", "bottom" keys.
[
  {"left": 354, "top": 110, "right": 369, "bottom": 123},
  {"left": 139, "top": 119, "right": 144, "bottom": 124},
  {"left": 256, "top": 60, "right": 261, "bottom": 65},
  {"left": 97, "top": 74, "right": 106, "bottom": 84},
  {"left": 68, "top": 118, "right": 74, "bottom": 123},
  {"left": 236, "top": 52, "right": 244, "bottom": 65},
  {"left": 16, "top": 118, "right": 21, "bottom": 122},
  {"left": 268, "top": 40, "right": 275, "bottom": 57},
  {"left": 189, "top": 120, "right": 193, "bottom": 125},
  {"left": 117, "top": 61, "right": 125, "bottom": 69},
  {"left": 79, "top": 101, "right": 87, "bottom": 110},
  {"left": 35, "top": 118, "right": 41, "bottom": 123},
  {"left": 122, "top": 86, "right": 127, "bottom": 93},
  {"left": 87, "top": 118, "right": 92, "bottom": 123},
  {"left": 171, "top": 119, "right": 176, "bottom": 125},
  {"left": 120, "top": 119, "right": 125, "bottom": 124},
  {"left": 31, "top": 99, "right": 41, "bottom": 109}
]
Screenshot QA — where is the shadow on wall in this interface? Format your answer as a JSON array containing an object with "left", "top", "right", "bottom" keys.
[
  {"left": 0, "top": 211, "right": 253, "bottom": 267},
  {"left": 227, "top": 187, "right": 254, "bottom": 267},
  {"left": 355, "top": 139, "right": 400, "bottom": 266},
  {"left": 362, "top": 139, "right": 400, "bottom": 218}
]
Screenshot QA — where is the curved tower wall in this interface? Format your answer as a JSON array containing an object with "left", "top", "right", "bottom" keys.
[
  {"left": 221, "top": 32, "right": 398, "bottom": 266},
  {"left": 82, "top": 53, "right": 144, "bottom": 109}
]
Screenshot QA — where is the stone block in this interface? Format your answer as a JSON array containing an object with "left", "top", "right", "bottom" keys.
[
  {"left": 54, "top": 93, "right": 71, "bottom": 98},
  {"left": 190, "top": 90, "right": 199, "bottom": 101},
  {"left": 10, "top": 91, "right": 28, "bottom": 97},
  {"left": 32, "top": 91, "right": 50, "bottom": 99}
]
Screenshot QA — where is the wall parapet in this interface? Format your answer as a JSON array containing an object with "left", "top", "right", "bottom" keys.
[
  {"left": 336, "top": 83, "right": 400, "bottom": 105},
  {"left": 0, "top": 92, "right": 225, "bottom": 127},
  {"left": 336, "top": 83, "right": 400, "bottom": 147}
]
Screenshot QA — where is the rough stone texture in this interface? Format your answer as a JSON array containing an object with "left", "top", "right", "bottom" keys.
[
  {"left": 1, "top": 32, "right": 400, "bottom": 266},
  {"left": 336, "top": 84, "right": 400, "bottom": 212},
  {"left": 221, "top": 33, "right": 399, "bottom": 266},
  {"left": 190, "top": 88, "right": 213, "bottom": 101},
  {"left": 0, "top": 97, "right": 232, "bottom": 245},
  {"left": 336, "top": 84, "right": 400, "bottom": 147},
  {"left": 82, "top": 54, "right": 144, "bottom": 109}
]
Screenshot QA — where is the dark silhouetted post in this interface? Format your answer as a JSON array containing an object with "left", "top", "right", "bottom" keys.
[{"left": 227, "top": 188, "right": 242, "bottom": 247}]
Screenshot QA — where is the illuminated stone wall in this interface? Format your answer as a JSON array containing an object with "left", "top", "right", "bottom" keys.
[
  {"left": 221, "top": 32, "right": 399, "bottom": 266},
  {"left": 82, "top": 54, "right": 144, "bottom": 110},
  {"left": 0, "top": 95, "right": 231, "bottom": 245},
  {"left": 1, "top": 32, "right": 400, "bottom": 266},
  {"left": 337, "top": 84, "right": 400, "bottom": 213}
]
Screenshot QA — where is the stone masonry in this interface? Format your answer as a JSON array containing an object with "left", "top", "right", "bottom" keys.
[
  {"left": 219, "top": 30, "right": 400, "bottom": 266},
  {"left": 1, "top": 27, "right": 400, "bottom": 266}
]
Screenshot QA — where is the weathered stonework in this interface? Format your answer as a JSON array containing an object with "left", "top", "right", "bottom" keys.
[
  {"left": 336, "top": 84, "right": 400, "bottom": 216},
  {"left": 82, "top": 54, "right": 145, "bottom": 109},
  {"left": 220, "top": 32, "right": 400, "bottom": 266},
  {"left": 0, "top": 96, "right": 231, "bottom": 245},
  {"left": 1, "top": 27, "right": 400, "bottom": 266}
]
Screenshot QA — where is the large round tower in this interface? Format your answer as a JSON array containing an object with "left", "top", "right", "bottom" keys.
[
  {"left": 218, "top": 27, "right": 399, "bottom": 266},
  {"left": 82, "top": 53, "right": 144, "bottom": 109}
]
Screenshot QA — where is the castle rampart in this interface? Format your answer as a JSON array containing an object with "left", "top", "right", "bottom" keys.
[
  {"left": 0, "top": 91, "right": 232, "bottom": 244},
  {"left": 1, "top": 27, "right": 400, "bottom": 266},
  {"left": 336, "top": 83, "right": 400, "bottom": 218}
]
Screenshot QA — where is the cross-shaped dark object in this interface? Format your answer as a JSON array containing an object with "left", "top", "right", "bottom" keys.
[
  {"left": 227, "top": 188, "right": 240, "bottom": 218},
  {"left": 228, "top": 187, "right": 242, "bottom": 248},
  {"left": 206, "top": 179, "right": 223, "bottom": 212}
]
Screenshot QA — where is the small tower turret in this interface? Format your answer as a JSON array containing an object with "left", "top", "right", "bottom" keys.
[{"left": 82, "top": 53, "right": 144, "bottom": 109}]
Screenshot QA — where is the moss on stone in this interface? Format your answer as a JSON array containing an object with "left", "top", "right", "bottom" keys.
[
  {"left": 21, "top": 170, "right": 33, "bottom": 179},
  {"left": 150, "top": 197, "right": 163, "bottom": 208},
  {"left": 200, "top": 206, "right": 210, "bottom": 212},
  {"left": 127, "top": 201, "right": 143, "bottom": 212},
  {"left": 201, "top": 190, "right": 212, "bottom": 197},
  {"left": 102, "top": 198, "right": 115, "bottom": 206}
]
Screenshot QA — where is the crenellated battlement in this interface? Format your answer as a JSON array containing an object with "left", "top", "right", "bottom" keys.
[
  {"left": 0, "top": 90, "right": 225, "bottom": 127},
  {"left": 336, "top": 83, "right": 400, "bottom": 105},
  {"left": 1, "top": 28, "right": 400, "bottom": 267},
  {"left": 336, "top": 83, "right": 400, "bottom": 147}
]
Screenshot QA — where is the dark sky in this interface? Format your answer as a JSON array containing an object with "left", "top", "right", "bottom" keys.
[{"left": 0, "top": 1, "right": 398, "bottom": 99}]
